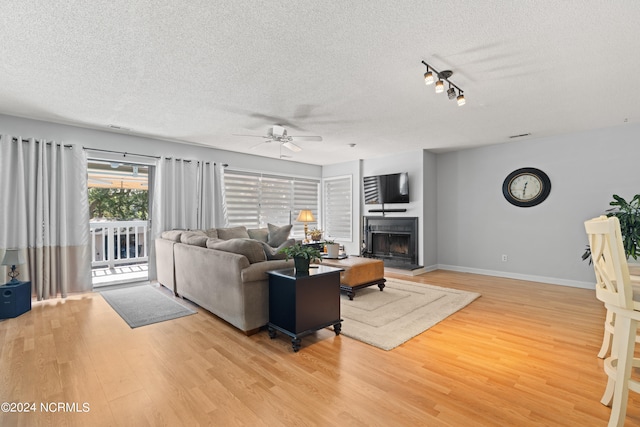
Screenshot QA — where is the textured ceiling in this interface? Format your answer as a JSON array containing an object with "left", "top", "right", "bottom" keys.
[{"left": 1, "top": 1, "right": 639, "bottom": 165}]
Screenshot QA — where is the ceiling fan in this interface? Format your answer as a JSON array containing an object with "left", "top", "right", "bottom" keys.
[{"left": 234, "top": 125, "right": 323, "bottom": 153}]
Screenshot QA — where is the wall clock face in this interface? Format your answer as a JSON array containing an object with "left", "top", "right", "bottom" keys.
[{"left": 502, "top": 167, "right": 551, "bottom": 207}]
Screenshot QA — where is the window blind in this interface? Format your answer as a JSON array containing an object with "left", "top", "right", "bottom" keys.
[
  {"left": 223, "top": 169, "right": 319, "bottom": 237},
  {"left": 323, "top": 175, "right": 352, "bottom": 241}
]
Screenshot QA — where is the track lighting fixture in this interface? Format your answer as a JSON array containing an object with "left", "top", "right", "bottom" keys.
[
  {"left": 447, "top": 86, "right": 456, "bottom": 100},
  {"left": 424, "top": 66, "right": 434, "bottom": 85},
  {"left": 421, "top": 60, "right": 466, "bottom": 106}
]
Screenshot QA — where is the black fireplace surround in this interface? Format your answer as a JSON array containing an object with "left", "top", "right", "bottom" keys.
[{"left": 363, "top": 216, "right": 419, "bottom": 269}]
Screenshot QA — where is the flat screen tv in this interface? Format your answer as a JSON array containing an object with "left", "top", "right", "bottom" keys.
[{"left": 363, "top": 172, "right": 410, "bottom": 204}]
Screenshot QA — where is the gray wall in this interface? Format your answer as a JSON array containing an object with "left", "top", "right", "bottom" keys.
[
  {"left": 0, "top": 114, "right": 322, "bottom": 178},
  {"left": 436, "top": 122, "right": 640, "bottom": 288}
]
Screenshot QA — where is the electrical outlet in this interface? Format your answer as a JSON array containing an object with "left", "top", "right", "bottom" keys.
[{"left": 501, "top": 254, "right": 508, "bottom": 262}]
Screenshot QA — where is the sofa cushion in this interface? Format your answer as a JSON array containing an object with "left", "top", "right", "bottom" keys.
[
  {"left": 180, "top": 230, "right": 208, "bottom": 247},
  {"left": 208, "top": 238, "right": 267, "bottom": 264},
  {"left": 161, "top": 230, "right": 184, "bottom": 242},
  {"left": 204, "top": 228, "right": 219, "bottom": 239},
  {"left": 217, "top": 226, "right": 250, "bottom": 240},
  {"left": 247, "top": 228, "right": 269, "bottom": 243},
  {"left": 267, "top": 223, "right": 293, "bottom": 247},
  {"left": 261, "top": 239, "right": 295, "bottom": 260}
]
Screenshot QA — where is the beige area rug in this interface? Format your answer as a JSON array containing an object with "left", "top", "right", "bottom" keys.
[{"left": 340, "top": 279, "right": 480, "bottom": 350}]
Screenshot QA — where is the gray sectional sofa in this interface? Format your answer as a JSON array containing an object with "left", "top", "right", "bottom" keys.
[{"left": 155, "top": 224, "right": 294, "bottom": 334}]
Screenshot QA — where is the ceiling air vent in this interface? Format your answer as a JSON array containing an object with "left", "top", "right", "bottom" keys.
[{"left": 509, "top": 133, "right": 531, "bottom": 139}]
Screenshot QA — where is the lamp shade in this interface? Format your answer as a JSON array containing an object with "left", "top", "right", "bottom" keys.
[
  {"left": 2, "top": 249, "right": 25, "bottom": 266},
  {"left": 296, "top": 210, "right": 315, "bottom": 222}
]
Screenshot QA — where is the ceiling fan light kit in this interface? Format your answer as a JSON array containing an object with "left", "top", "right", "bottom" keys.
[{"left": 421, "top": 61, "right": 465, "bottom": 106}]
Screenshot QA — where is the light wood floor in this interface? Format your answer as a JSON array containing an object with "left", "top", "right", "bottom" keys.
[{"left": 1, "top": 270, "right": 639, "bottom": 426}]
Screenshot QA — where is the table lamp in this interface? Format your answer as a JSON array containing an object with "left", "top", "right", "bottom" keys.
[
  {"left": 2, "top": 249, "right": 26, "bottom": 284},
  {"left": 296, "top": 210, "right": 315, "bottom": 243}
]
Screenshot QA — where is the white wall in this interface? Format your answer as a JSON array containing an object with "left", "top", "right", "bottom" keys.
[{"left": 436, "top": 122, "right": 640, "bottom": 288}]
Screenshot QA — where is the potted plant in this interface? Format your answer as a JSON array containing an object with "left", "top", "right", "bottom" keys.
[
  {"left": 279, "top": 243, "right": 322, "bottom": 273},
  {"left": 582, "top": 194, "right": 640, "bottom": 263},
  {"left": 309, "top": 228, "right": 323, "bottom": 242},
  {"left": 324, "top": 240, "right": 340, "bottom": 259}
]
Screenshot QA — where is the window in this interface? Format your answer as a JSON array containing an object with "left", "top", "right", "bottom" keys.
[
  {"left": 323, "top": 175, "right": 352, "bottom": 241},
  {"left": 223, "top": 169, "right": 319, "bottom": 237}
]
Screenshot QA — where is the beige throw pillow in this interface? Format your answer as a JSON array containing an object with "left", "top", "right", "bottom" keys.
[
  {"left": 180, "top": 230, "right": 208, "bottom": 247},
  {"left": 217, "top": 226, "right": 250, "bottom": 240},
  {"left": 161, "top": 230, "right": 184, "bottom": 242},
  {"left": 247, "top": 228, "right": 269, "bottom": 243},
  {"left": 267, "top": 223, "right": 293, "bottom": 247},
  {"left": 204, "top": 228, "right": 219, "bottom": 239},
  {"left": 207, "top": 238, "right": 267, "bottom": 264}
]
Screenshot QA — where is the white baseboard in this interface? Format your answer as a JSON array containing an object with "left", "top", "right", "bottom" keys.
[
  {"left": 384, "top": 264, "right": 437, "bottom": 276},
  {"left": 436, "top": 264, "right": 595, "bottom": 290}
]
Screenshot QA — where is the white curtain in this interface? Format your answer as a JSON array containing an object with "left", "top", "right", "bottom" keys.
[
  {"left": 0, "top": 135, "right": 91, "bottom": 299},
  {"left": 152, "top": 157, "right": 199, "bottom": 234},
  {"left": 150, "top": 157, "right": 219, "bottom": 279},
  {"left": 196, "top": 161, "right": 216, "bottom": 229}
]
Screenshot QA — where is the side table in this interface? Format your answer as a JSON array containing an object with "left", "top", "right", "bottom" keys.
[
  {"left": 267, "top": 265, "right": 343, "bottom": 352},
  {"left": 0, "top": 280, "right": 32, "bottom": 319}
]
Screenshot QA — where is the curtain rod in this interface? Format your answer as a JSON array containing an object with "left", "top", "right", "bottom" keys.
[
  {"left": 83, "top": 146, "right": 213, "bottom": 165},
  {"left": 11, "top": 136, "right": 72, "bottom": 148},
  {"left": 83, "top": 147, "right": 160, "bottom": 159}
]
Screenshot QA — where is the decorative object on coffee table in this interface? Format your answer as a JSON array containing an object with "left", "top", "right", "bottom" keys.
[
  {"left": 296, "top": 209, "right": 315, "bottom": 243},
  {"left": 267, "top": 265, "right": 343, "bottom": 352},
  {"left": 278, "top": 243, "right": 322, "bottom": 274}
]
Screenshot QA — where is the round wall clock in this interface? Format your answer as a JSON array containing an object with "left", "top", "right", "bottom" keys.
[{"left": 502, "top": 167, "right": 551, "bottom": 207}]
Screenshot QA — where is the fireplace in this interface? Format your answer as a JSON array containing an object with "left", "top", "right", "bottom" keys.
[{"left": 363, "top": 217, "right": 419, "bottom": 269}]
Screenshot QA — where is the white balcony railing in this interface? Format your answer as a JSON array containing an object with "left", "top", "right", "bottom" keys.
[{"left": 89, "top": 220, "right": 149, "bottom": 269}]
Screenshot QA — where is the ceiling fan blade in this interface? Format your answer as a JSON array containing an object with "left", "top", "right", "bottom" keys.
[
  {"left": 232, "top": 134, "right": 269, "bottom": 139},
  {"left": 250, "top": 140, "right": 271, "bottom": 149},
  {"left": 290, "top": 135, "right": 323, "bottom": 142},
  {"left": 282, "top": 141, "right": 302, "bottom": 152}
]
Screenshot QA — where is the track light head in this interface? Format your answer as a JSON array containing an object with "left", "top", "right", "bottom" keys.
[
  {"left": 435, "top": 80, "right": 444, "bottom": 93},
  {"left": 447, "top": 87, "right": 456, "bottom": 100},
  {"left": 457, "top": 93, "right": 466, "bottom": 106},
  {"left": 424, "top": 71, "right": 434, "bottom": 85}
]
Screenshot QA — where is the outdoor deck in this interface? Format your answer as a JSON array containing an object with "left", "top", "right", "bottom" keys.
[{"left": 90, "top": 220, "right": 150, "bottom": 287}]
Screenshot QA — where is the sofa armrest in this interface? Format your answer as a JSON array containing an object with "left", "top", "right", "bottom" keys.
[{"left": 241, "top": 259, "right": 293, "bottom": 283}]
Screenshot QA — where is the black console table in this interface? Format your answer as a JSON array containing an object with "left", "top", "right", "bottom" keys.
[{"left": 267, "top": 265, "right": 343, "bottom": 352}]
